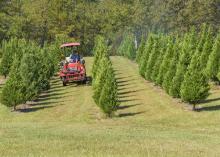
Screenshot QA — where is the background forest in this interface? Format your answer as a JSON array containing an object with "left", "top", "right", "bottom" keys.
[{"left": 0, "top": 0, "right": 219, "bottom": 55}]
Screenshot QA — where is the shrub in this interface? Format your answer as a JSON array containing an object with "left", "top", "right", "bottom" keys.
[
  {"left": 156, "top": 37, "right": 174, "bottom": 86},
  {"left": 163, "top": 39, "right": 180, "bottom": 94},
  {"left": 1, "top": 59, "right": 26, "bottom": 110},
  {"left": 136, "top": 36, "right": 146, "bottom": 64},
  {"left": 206, "top": 33, "right": 220, "bottom": 80},
  {"left": 180, "top": 53, "right": 210, "bottom": 110},
  {"left": 145, "top": 36, "right": 160, "bottom": 81},
  {"left": 92, "top": 36, "right": 119, "bottom": 117},
  {"left": 118, "top": 33, "right": 136, "bottom": 60}
]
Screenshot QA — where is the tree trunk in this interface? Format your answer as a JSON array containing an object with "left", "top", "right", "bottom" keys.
[
  {"left": 13, "top": 105, "right": 16, "bottom": 111},
  {"left": 192, "top": 104, "right": 196, "bottom": 111}
]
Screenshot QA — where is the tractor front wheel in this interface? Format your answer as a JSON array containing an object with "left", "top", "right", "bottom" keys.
[
  {"left": 63, "top": 81, "right": 67, "bottom": 86},
  {"left": 62, "top": 77, "right": 67, "bottom": 86}
]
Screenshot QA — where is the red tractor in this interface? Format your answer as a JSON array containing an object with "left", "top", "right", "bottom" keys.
[{"left": 59, "top": 42, "right": 87, "bottom": 86}]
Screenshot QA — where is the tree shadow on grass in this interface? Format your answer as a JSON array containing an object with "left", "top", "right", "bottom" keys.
[
  {"left": 118, "top": 95, "right": 137, "bottom": 99},
  {"left": 17, "top": 105, "right": 55, "bottom": 113},
  {"left": 117, "top": 103, "right": 142, "bottom": 110},
  {"left": 196, "top": 105, "right": 220, "bottom": 112},
  {"left": 118, "top": 89, "right": 145, "bottom": 95},
  {"left": 118, "top": 111, "right": 145, "bottom": 117},
  {"left": 35, "top": 101, "right": 63, "bottom": 106},
  {"left": 117, "top": 79, "right": 137, "bottom": 84},
  {"left": 198, "top": 97, "right": 220, "bottom": 104},
  {"left": 118, "top": 99, "right": 139, "bottom": 103},
  {"left": 116, "top": 76, "right": 134, "bottom": 80}
]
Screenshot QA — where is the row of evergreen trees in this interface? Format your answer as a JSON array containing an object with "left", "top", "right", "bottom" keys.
[
  {"left": 0, "top": 38, "right": 60, "bottom": 110},
  {"left": 117, "top": 33, "right": 136, "bottom": 60},
  {"left": 92, "top": 36, "right": 119, "bottom": 117},
  {"left": 136, "top": 24, "right": 220, "bottom": 110}
]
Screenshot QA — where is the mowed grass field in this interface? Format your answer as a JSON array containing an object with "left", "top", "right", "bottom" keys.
[{"left": 1, "top": 56, "right": 220, "bottom": 157}]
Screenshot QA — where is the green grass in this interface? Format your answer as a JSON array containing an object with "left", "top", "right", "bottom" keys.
[{"left": 1, "top": 56, "right": 220, "bottom": 157}]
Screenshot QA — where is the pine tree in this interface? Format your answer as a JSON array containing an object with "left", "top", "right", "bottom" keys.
[
  {"left": 206, "top": 33, "right": 220, "bottom": 80},
  {"left": 156, "top": 37, "right": 174, "bottom": 86},
  {"left": 136, "top": 36, "right": 145, "bottom": 63},
  {"left": 170, "top": 28, "right": 197, "bottom": 98},
  {"left": 151, "top": 36, "right": 168, "bottom": 83},
  {"left": 139, "top": 34, "right": 154, "bottom": 77},
  {"left": 180, "top": 53, "right": 210, "bottom": 110},
  {"left": 118, "top": 33, "right": 136, "bottom": 60},
  {"left": 145, "top": 36, "right": 160, "bottom": 81},
  {"left": 92, "top": 36, "right": 108, "bottom": 80},
  {"left": 98, "top": 66, "right": 118, "bottom": 117},
  {"left": 0, "top": 38, "right": 17, "bottom": 77},
  {"left": 200, "top": 25, "right": 213, "bottom": 70},
  {"left": 1, "top": 59, "right": 26, "bottom": 110},
  {"left": 163, "top": 39, "right": 180, "bottom": 94},
  {"left": 93, "top": 57, "right": 111, "bottom": 104}
]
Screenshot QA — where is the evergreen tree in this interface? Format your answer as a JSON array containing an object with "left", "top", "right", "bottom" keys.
[
  {"left": 200, "top": 25, "right": 213, "bottom": 69},
  {"left": 139, "top": 34, "right": 154, "bottom": 77},
  {"left": 20, "top": 53, "right": 41, "bottom": 101},
  {"left": 170, "top": 28, "right": 197, "bottom": 98},
  {"left": 163, "top": 40, "right": 180, "bottom": 94},
  {"left": 1, "top": 59, "right": 25, "bottom": 110},
  {"left": 136, "top": 36, "right": 145, "bottom": 63},
  {"left": 0, "top": 38, "right": 18, "bottom": 77},
  {"left": 180, "top": 53, "right": 210, "bottom": 110},
  {"left": 145, "top": 36, "right": 160, "bottom": 81},
  {"left": 151, "top": 36, "right": 168, "bottom": 83},
  {"left": 92, "top": 36, "right": 108, "bottom": 80},
  {"left": 156, "top": 37, "right": 174, "bottom": 86},
  {"left": 98, "top": 66, "right": 118, "bottom": 117},
  {"left": 206, "top": 33, "right": 220, "bottom": 80},
  {"left": 93, "top": 57, "right": 111, "bottom": 104},
  {"left": 118, "top": 33, "right": 136, "bottom": 60}
]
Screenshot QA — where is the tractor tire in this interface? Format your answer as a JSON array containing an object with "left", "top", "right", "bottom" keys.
[
  {"left": 62, "top": 77, "right": 67, "bottom": 86},
  {"left": 63, "top": 81, "right": 67, "bottom": 86}
]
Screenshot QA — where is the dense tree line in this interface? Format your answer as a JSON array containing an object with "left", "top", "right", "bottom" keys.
[
  {"left": 119, "top": 24, "right": 220, "bottom": 110},
  {"left": 0, "top": 0, "right": 219, "bottom": 55},
  {"left": 0, "top": 38, "right": 60, "bottom": 110},
  {"left": 92, "top": 36, "right": 119, "bottom": 117}
]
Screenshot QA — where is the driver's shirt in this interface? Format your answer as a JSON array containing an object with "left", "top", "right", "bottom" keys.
[{"left": 70, "top": 54, "right": 80, "bottom": 62}]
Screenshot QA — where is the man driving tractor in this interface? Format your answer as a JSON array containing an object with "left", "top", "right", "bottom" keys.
[
  {"left": 70, "top": 50, "right": 80, "bottom": 63},
  {"left": 59, "top": 42, "right": 87, "bottom": 86}
]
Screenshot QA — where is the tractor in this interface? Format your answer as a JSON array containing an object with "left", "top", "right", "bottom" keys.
[{"left": 59, "top": 42, "right": 87, "bottom": 86}]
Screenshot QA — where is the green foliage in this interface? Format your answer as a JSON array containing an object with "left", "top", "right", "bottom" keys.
[
  {"left": 180, "top": 53, "right": 210, "bottom": 108},
  {"left": 0, "top": 0, "right": 219, "bottom": 54},
  {"left": 199, "top": 25, "right": 214, "bottom": 70},
  {"left": 1, "top": 59, "right": 26, "bottom": 110},
  {"left": 170, "top": 29, "right": 197, "bottom": 98},
  {"left": 156, "top": 38, "right": 174, "bottom": 86},
  {"left": 145, "top": 36, "right": 160, "bottom": 81},
  {"left": 0, "top": 39, "right": 58, "bottom": 110},
  {"left": 133, "top": 25, "right": 214, "bottom": 107},
  {"left": 118, "top": 33, "right": 136, "bottom": 60},
  {"left": 139, "top": 34, "right": 154, "bottom": 77},
  {"left": 206, "top": 33, "right": 220, "bottom": 80},
  {"left": 20, "top": 53, "right": 41, "bottom": 101},
  {"left": 163, "top": 40, "right": 180, "bottom": 94},
  {"left": 136, "top": 36, "right": 146, "bottom": 64},
  {"left": 92, "top": 36, "right": 119, "bottom": 117},
  {"left": 98, "top": 66, "right": 118, "bottom": 117},
  {"left": 151, "top": 36, "right": 168, "bottom": 82},
  {"left": 92, "top": 36, "right": 108, "bottom": 81}
]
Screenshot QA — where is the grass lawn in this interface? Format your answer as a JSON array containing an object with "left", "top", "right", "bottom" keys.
[{"left": 1, "top": 56, "right": 220, "bottom": 157}]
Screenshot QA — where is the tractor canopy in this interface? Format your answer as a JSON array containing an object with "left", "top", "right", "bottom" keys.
[{"left": 60, "top": 42, "right": 80, "bottom": 48}]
